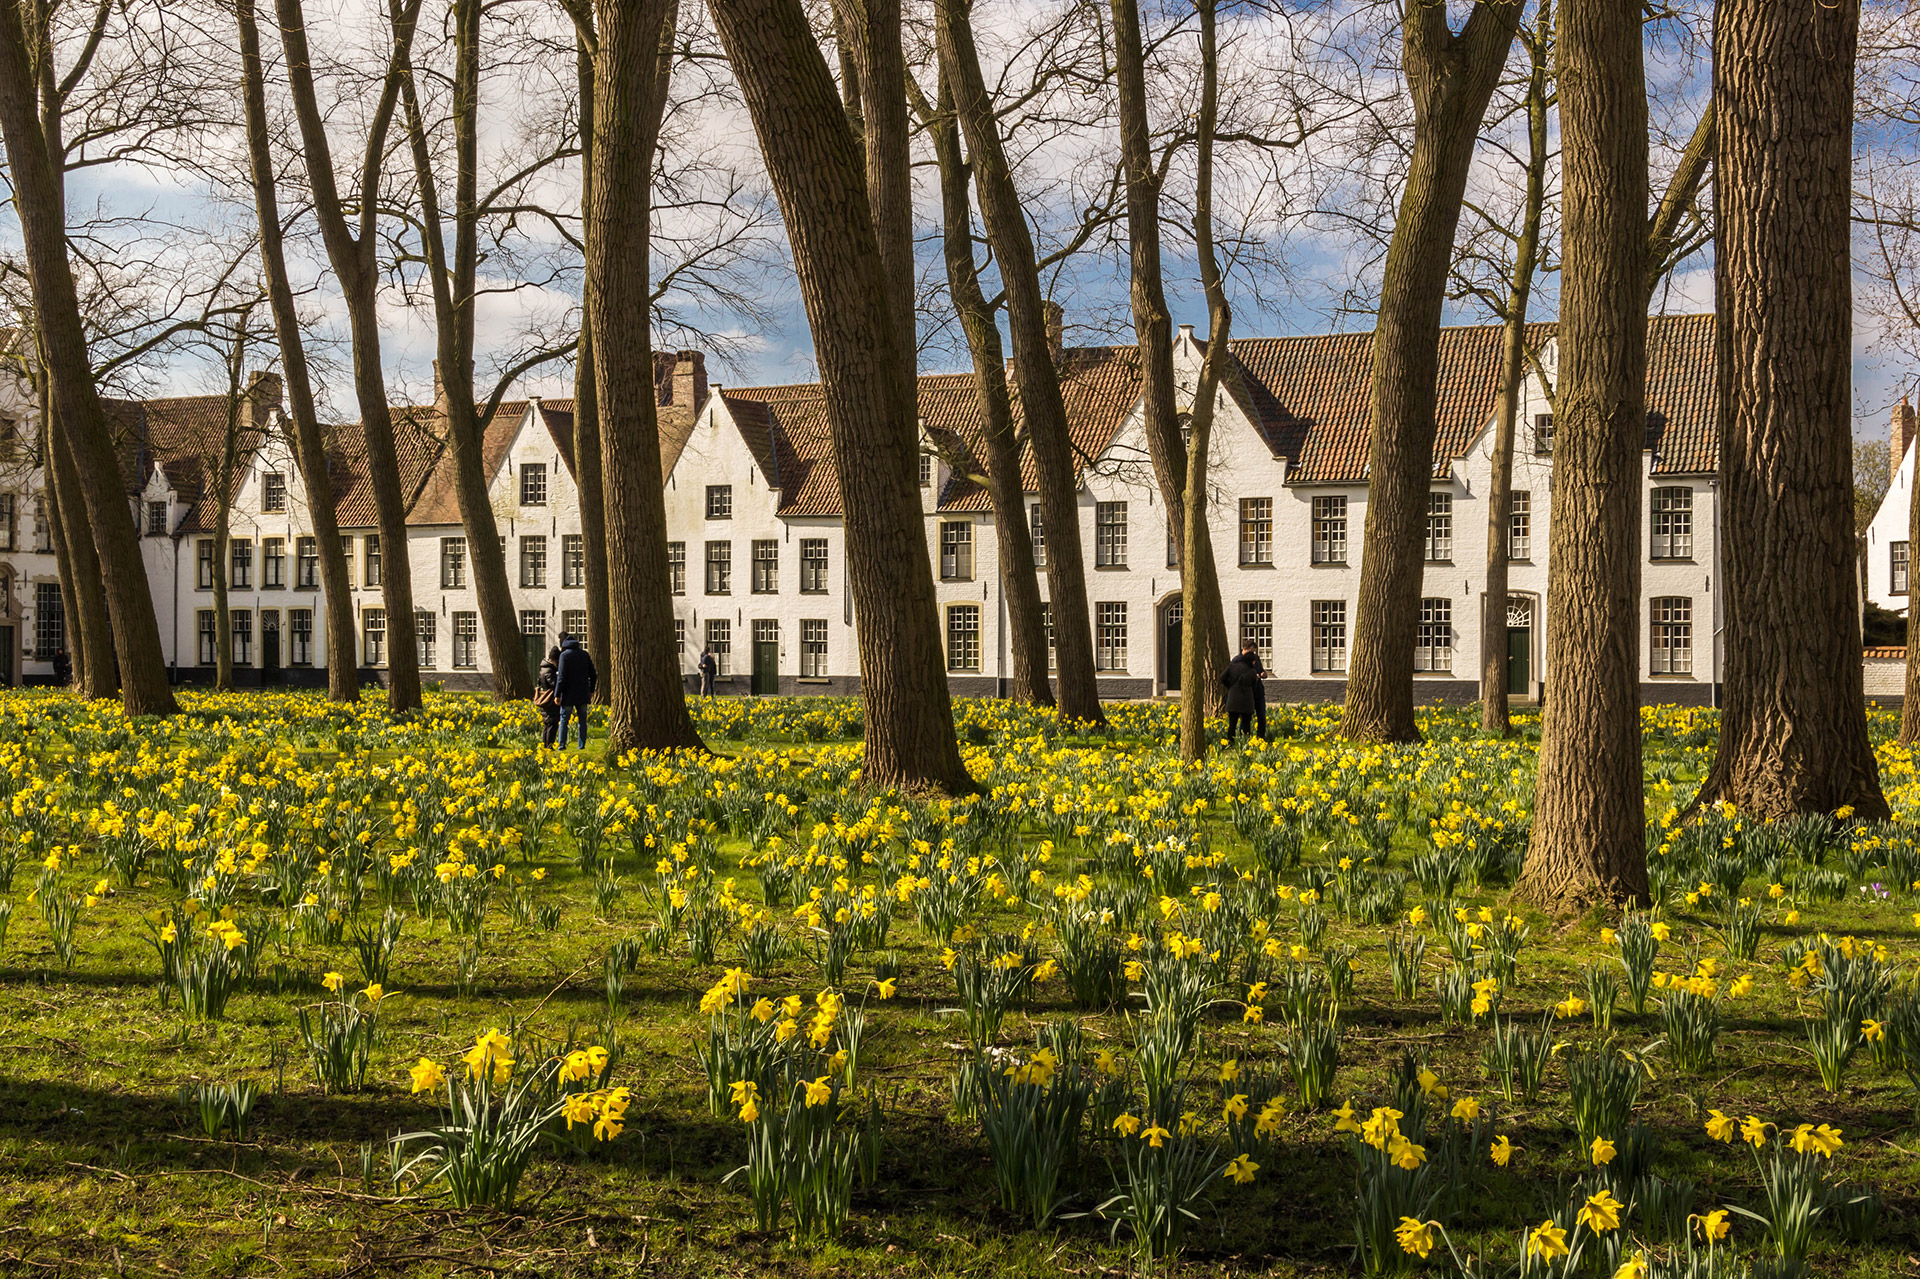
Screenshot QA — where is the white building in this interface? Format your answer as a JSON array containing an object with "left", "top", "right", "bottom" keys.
[{"left": 0, "top": 317, "right": 1726, "bottom": 704}]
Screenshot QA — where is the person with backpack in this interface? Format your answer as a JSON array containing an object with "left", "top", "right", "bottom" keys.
[
  {"left": 555, "top": 633, "right": 598, "bottom": 749},
  {"left": 1219, "top": 645, "right": 1264, "bottom": 746},
  {"left": 534, "top": 647, "right": 562, "bottom": 747}
]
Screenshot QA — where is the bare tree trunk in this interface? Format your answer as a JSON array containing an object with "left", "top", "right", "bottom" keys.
[
  {"left": 1906, "top": 458, "right": 1920, "bottom": 742},
  {"left": 1481, "top": 10, "right": 1551, "bottom": 737},
  {"left": 211, "top": 335, "right": 248, "bottom": 692},
  {"left": 43, "top": 389, "right": 109, "bottom": 697},
  {"left": 1695, "top": 0, "right": 1887, "bottom": 820},
  {"left": 916, "top": 70, "right": 1053, "bottom": 706},
  {"left": 709, "top": 0, "right": 972, "bottom": 790},
  {"left": 574, "top": 29, "right": 611, "bottom": 706},
  {"left": 1343, "top": 0, "right": 1521, "bottom": 744},
  {"left": 397, "top": 0, "right": 530, "bottom": 701},
  {"left": 40, "top": 417, "right": 81, "bottom": 690},
  {"left": 1111, "top": 0, "right": 1230, "bottom": 715},
  {"left": 1180, "top": 0, "right": 1230, "bottom": 761},
  {"left": 1517, "top": 0, "right": 1649, "bottom": 910},
  {"left": 588, "top": 0, "right": 704, "bottom": 755},
  {"left": 831, "top": 0, "right": 913, "bottom": 339},
  {"left": 938, "top": 0, "right": 1104, "bottom": 727},
  {"left": 279, "top": 0, "right": 423, "bottom": 713},
  {"left": 0, "top": 0, "right": 175, "bottom": 716},
  {"left": 235, "top": 0, "right": 357, "bottom": 701}
]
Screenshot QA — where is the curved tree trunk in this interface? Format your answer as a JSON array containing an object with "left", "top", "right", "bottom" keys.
[
  {"left": 0, "top": 0, "right": 174, "bottom": 717},
  {"left": 918, "top": 70, "right": 1053, "bottom": 707},
  {"left": 709, "top": 0, "right": 972, "bottom": 791},
  {"left": 43, "top": 387, "right": 110, "bottom": 698},
  {"left": 1111, "top": 0, "right": 1229, "bottom": 716},
  {"left": 235, "top": 0, "right": 358, "bottom": 701},
  {"left": 1517, "top": 0, "right": 1650, "bottom": 910},
  {"left": 1343, "top": 0, "right": 1521, "bottom": 744},
  {"left": 589, "top": 0, "right": 704, "bottom": 755},
  {"left": 1696, "top": 0, "right": 1887, "bottom": 820},
  {"left": 938, "top": 0, "right": 1104, "bottom": 727},
  {"left": 575, "top": 31, "right": 611, "bottom": 707}
]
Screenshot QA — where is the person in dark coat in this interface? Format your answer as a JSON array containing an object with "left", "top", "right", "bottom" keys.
[
  {"left": 1219, "top": 648, "right": 1262, "bottom": 746},
  {"left": 1246, "top": 644, "right": 1269, "bottom": 741},
  {"left": 554, "top": 634, "right": 598, "bottom": 749},
  {"left": 698, "top": 648, "right": 717, "bottom": 697},
  {"left": 51, "top": 649, "right": 72, "bottom": 687},
  {"left": 535, "top": 647, "right": 562, "bottom": 747}
]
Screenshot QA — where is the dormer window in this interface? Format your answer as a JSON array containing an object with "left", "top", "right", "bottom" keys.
[
  {"left": 263, "top": 472, "right": 287, "bottom": 512},
  {"left": 918, "top": 453, "right": 933, "bottom": 486},
  {"left": 706, "top": 485, "right": 732, "bottom": 519},
  {"left": 146, "top": 500, "right": 168, "bottom": 536},
  {"left": 520, "top": 462, "right": 548, "bottom": 507}
]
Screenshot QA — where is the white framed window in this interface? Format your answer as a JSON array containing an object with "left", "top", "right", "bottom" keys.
[
  {"left": 1651, "top": 487, "right": 1693, "bottom": 560},
  {"left": 1239, "top": 600, "right": 1273, "bottom": 666},
  {"left": 1030, "top": 503, "right": 1046, "bottom": 567},
  {"left": 520, "top": 536, "right": 548, "bottom": 589},
  {"left": 197, "top": 610, "right": 217, "bottom": 665},
  {"left": 520, "top": 609, "right": 548, "bottom": 657},
  {"left": 520, "top": 462, "right": 548, "bottom": 506},
  {"left": 1425, "top": 493, "right": 1452, "bottom": 563},
  {"left": 143, "top": 499, "right": 165, "bottom": 537},
  {"left": 801, "top": 619, "right": 828, "bottom": 676},
  {"left": 290, "top": 609, "right": 313, "bottom": 665},
  {"left": 1415, "top": 598, "right": 1452, "bottom": 672},
  {"left": 947, "top": 604, "right": 981, "bottom": 671},
  {"left": 1896, "top": 542, "right": 1912, "bottom": 595},
  {"left": 705, "top": 541, "right": 731, "bottom": 594},
  {"left": 263, "top": 472, "right": 287, "bottom": 512},
  {"left": 364, "top": 534, "right": 382, "bottom": 587},
  {"left": 1095, "top": 502, "right": 1128, "bottom": 567},
  {"left": 230, "top": 538, "right": 253, "bottom": 589},
  {"left": 675, "top": 618, "right": 685, "bottom": 656},
  {"left": 1312, "top": 599, "right": 1347, "bottom": 672},
  {"left": 1534, "top": 414, "right": 1554, "bottom": 454},
  {"left": 1096, "top": 601, "right": 1127, "bottom": 671},
  {"left": 918, "top": 453, "right": 933, "bottom": 486},
  {"left": 940, "top": 521, "right": 973, "bottom": 580},
  {"left": 751, "top": 539, "right": 779, "bottom": 593},
  {"left": 706, "top": 485, "right": 732, "bottom": 519},
  {"left": 441, "top": 536, "right": 467, "bottom": 588},
  {"left": 297, "top": 537, "right": 319, "bottom": 588},
  {"left": 562, "top": 534, "right": 585, "bottom": 588},
  {"left": 562, "top": 609, "right": 587, "bottom": 639},
  {"left": 363, "top": 608, "right": 387, "bottom": 666},
  {"left": 706, "top": 618, "right": 732, "bottom": 674},
  {"left": 1239, "top": 498, "right": 1272, "bottom": 565},
  {"left": 1651, "top": 597, "right": 1693, "bottom": 674},
  {"left": 1509, "top": 491, "right": 1532, "bottom": 561},
  {"left": 263, "top": 538, "right": 285, "bottom": 589},
  {"left": 197, "top": 538, "right": 215, "bottom": 589},
  {"left": 453, "top": 612, "right": 478, "bottom": 668},
  {"left": 1312, "top": 496, "right": 1347, "bottom": 564},
  {"left": 415, "top": 610, "right": 436, "bottom": 668},
  {"left": 668, "top": 541, "right": 686, "bottom": 594},
  {"left": 1041, "top": 601, "right": 1056, "bottom": 670},
  {"left": 800, "top": 539, "right": 829, "bottom": 593},
  {"left": 231, "top": 610, "right": 253, "bottom": 665}
]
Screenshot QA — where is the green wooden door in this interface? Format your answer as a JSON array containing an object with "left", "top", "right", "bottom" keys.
[
  {"left": 1506, "top": 628, "right": 1530, "bottom": 697},
  {"left": 752, "top": 641, "right": 779, "bottom": 695}
]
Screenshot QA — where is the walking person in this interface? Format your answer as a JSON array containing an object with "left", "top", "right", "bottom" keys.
[
  {"left": 1220, "top": 646, "right": 1262, "bottom": 746},
  {"left": 698, "top": 647, "right": 717, "bottom": 697},
  {"left": 534, "top": 647, "right": 562, "bottom": 746},
  {"left": 555, "top": 633, "right": 598, "bottom": 749}
]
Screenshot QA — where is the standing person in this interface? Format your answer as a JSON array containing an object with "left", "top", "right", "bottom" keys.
[
  {"left": 51, "top": 648, "right": 72, "bottom": 688},
  {"left": 1246, "top": 644, "right": 1269, "bottom": 741},
  {"left": 698, "top": 647, "right": 717, "bottom": 697},
  {"left": 1220, "top": 647, "right": 1262, "bottom": 745},
  {"left": 555, "top": 633, "right": 598, "bottom": 749},
  {"left": 534, "top": 646, "right": 562, "bottom": 747}
]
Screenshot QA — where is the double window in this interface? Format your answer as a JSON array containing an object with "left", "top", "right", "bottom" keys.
[
  {"left": 706, "top": 619, "right": 732, "bottom": 674},
  {"left": 520, "top": 535, "right": 548, "bottom": 589},
  {"left": 1095, "top": 502, "right": 1128, "bottom": 567},
  {"left": 947, "top": 604, "right": 981, "bottom": 671},
  {"left": 1415, "top": 598, "right": 1452, "bottom": 672},
  {"left": 705, "top": 541, "right": 731, "bottom": 594},
  {"left": 800, "top": 539, "right": 829, "bottom": 593},
  {"left": 231, "top": 610, "right": 252, "bottom": 665},
  {"left": 1651, "top": 487, "right": 1693, "bottom": 560},
  {"left": 1312, "top": 496, "right": 1347, "bottom": 564},
  {"left": 1509, "top": 491, "right": 1532, "bottom": 561},
  {"left": 751, "top": 539, "right": 779, "bottom": 593},
  {"left": 1425, "top": 494, "right": 1453, "bottom": 563},
  {"left": 263, "top": 472, "right": 287, "bottom": 512},
  {"left": 197, "top": 610, "right": 217, "bottom": 665},
  {"left": 1239, "top": 498, "right": 1272, "bottom": 565},
  {"left": 801, "top": 619, "right": 829, "bottom": 677},
  {"left": 441, "top": 536, "right": 467, "bottom": 588},
  {"left": 297, "top": 537, "right": 319, "bottom": 588},
  {"left": 562, "top": 534, "right": 585, "bottom": 588},
  {"left": 941, "top": 522, "right": 974, "bottom": 580},
  {"left": 415, "top": 610, "right": 436, "bottom": 669},
  {"left": 363, "top": 608, "right": 387, "bottom": 666},
  {"left": 520, "top": 462, "right": 548, "bottom": 506},
  {"left": 1096, "top": 602, "right": 1128, "bottom": 671},
  {"left": 1896, "top": 541, "right": 1912, "bottom": 595},
  {"left": 1239, "top": 600, "right": 1272, "bottom": 666},
  {"left": 453, "top": 612, "right": 478, "bottom": 668},
  {"left": 1312, "top": 600, "right": 1348, "bottom": 672},
  {"left": 290, "top": 609, "right": 313, "bottom": 665},
  {"left": 1651, "top": 597, "right": 1693, "bottom": 675}
]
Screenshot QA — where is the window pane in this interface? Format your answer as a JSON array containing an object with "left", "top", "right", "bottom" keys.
[
  {"left": 946, "top": 605, "right": 980, "bottom": 671},
  {"left": 1239, "top": 600, "right": 1272, "bottom": 665},
  {"left": 1239, "top": 498, "right": 1272, "bottom": 565},
  {"left": 1096, "top": 601, "right": 1127, "bottom": 671}
]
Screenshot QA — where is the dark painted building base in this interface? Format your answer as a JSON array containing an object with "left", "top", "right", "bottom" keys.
[{"left": 167, "top": 666, "right": 496, "bottom": 693}]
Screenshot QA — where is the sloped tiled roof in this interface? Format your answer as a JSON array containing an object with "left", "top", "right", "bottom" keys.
[
  {"left": 714, "top": 385, "right": 827, "bottom": 514},
  {"left": 324, "top": 413, "right": 444, "bottom": 530},
  {"left": 1639, "top": 314, "right": 1717, "bottom": 475},
  {"left": 406, "top": 401, "right": 527, "bottom": 527}
]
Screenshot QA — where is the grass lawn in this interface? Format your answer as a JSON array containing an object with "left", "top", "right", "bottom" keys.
[{"left": 0, "top": 689, "right": 1916, "bottom": 1278}]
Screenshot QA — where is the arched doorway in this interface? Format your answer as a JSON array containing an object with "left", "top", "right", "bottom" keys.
[{"left": 1160, "top": 596, "right": 1183, "bottom": 694}]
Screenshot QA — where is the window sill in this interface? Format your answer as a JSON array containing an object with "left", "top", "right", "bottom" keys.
[
  {"left": 797, "top": 677, "right": 832, "bottom": 684},
  {"left": 1310, "top": 562, "right": 1349, "bottom": 569},
  {"left": 1238, "top": 561, "right": 1275, "bottom": 569},
  {"left": 1093, "top": 564, "right": 1130, "bottom": 571},
  {"left": 1425, "top": 560, "right": 1454, "bottom": 567},
  {"left": 1649, "top": 558, "right": 1697, "bottom": 565},
  {"left": 799, "top": 589, "right": 829, "bottom": 596},
  {"left": 1648, "top": 672, "right": 1696, "bottom": 680},
  {"left": 941, "top": 578, "right": 975, "bottom": 585}
]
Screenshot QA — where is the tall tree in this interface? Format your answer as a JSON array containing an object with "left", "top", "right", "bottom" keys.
[
  {"left": 1696, "top": 0, "right": 1887, "bottom": 819},
  {"left": 1110, "top": 0, "right": 1230, "bottom": 716},
  {"left": 912, "top": 70, "right": 1054, "bottom": 707},
  {"left": 573, "top": 28, "right": 611, "bottom": 705},
  {"left": 938, "top": 0, "right": 1105, "bottom": 726},
  {"left": 707, "top": 0, "right": 972, "bottom": 790},
  {"left": 1342, "top": 0, "right": 1521, "bottom": 744},
  {"left": 1180, "top": 0, "right": 1231, "bottom": 760},
  {"left": 278, "top": 0, "right": 424, "bottom": 713},
  {"left": 208, "top": 322, "right": 254, "bottom": 692},
  {"left": 831, "top": 0, "right": 913, "bottom": 337},
  {"left": 0, "top": 0, "right": 176, "bottom": 716},
  {"left": 1517, "top": 0, "right": 1649, "bottom": 909},
  {"left": 41, "top": 375, "right": 111, "bottom": 699},
  {"left": 235, "top": 0, "right": 359, "bottom": 702},
  {"left": 585, "top": 0, "right": 704, "bottom": 754}
]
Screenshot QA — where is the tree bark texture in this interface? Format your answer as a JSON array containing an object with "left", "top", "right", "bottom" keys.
[
  {"left": 280, "top": 0, "right": 422, "bottom": 713},
  {"left": 1699, "top": 0, "right": 1887, "bottom": 820},
  {"left": 211, "top": 350, "right": 246, "bottom": 692},
  {"left": 1342, "top": 0, "right": 1520, "bottom": 744},
  {"left": 44, "top": 388, "right": 112, "bottom": 698},
  {"left": 236, "top": 0, "right": 359, "bottom": 701},
  {"left": 1518, "top": 0, "right": 1650, "bottom": 910},
  {"left": 587, "top": 0, "right": 704, "bottom": 756},
  {"left": 938, "top": 0, "right": 1104, "bottom": 727},
  {"left": 574, "top": 31, "right": 611, "bottom": 706},
  {"left": 830, "top": 0, "right": 913, "bottom": 340},
  {"left": 922, "top": 70, "right": 1053, "bottom": 707},
  {"left": 0, "top": 0, "right": 175, "bottom": 716},
  {"left": 1110, "top": 0, "right": 1229, "bottom": 715},
  {"left": 709, "top": 0, "right": 973, "bottom": 790}
]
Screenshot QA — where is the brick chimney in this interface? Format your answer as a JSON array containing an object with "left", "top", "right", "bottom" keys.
[
  {"left": 672, "top": 351, "right": 707, "bottom": 413},
  {"left": 241, "top": 369, "right": 282, "bottom": 430},
  {"left": 1896, "top": 396, "right": 1915, "bottom": 486},
  {"left": 1042, "top": 300, "right": 1065, "bottom": 362}
]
